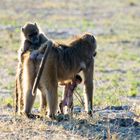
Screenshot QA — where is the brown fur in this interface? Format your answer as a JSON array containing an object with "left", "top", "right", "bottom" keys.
[{"left": 20, "top": 33, "right": 97, "bottom": 118}]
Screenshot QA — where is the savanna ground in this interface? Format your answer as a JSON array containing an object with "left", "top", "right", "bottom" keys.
[{"left": 0, "top": 0, "right": 140, "bottom": 139}]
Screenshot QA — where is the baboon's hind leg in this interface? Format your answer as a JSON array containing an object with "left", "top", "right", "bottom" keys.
[{"left": 15, "top": 79, "right": 18, "bottom": 113}]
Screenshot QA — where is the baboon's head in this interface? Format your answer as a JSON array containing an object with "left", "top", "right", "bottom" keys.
[
  {"left": 22, "top": 23, "right": 40, "bottom": 45},
  {"left": 82, "top": 33, "right": 97, "bottom": 56}
]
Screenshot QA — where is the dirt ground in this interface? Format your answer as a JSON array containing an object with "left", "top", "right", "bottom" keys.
[{"left": 0, "top": 105, "right": 139, "bottom": 140}]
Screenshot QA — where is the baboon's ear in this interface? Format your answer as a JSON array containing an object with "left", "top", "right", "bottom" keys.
[{"left": 21, "top": 27, "right": 25, "bottom": 33}]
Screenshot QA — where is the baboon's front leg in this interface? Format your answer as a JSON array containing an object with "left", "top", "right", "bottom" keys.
[{"left": 83, "top": 60, "right": 94, "bottom": 115}]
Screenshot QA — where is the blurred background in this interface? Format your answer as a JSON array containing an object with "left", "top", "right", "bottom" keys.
[{"left": 0, "top": 0, "right": 140, "bottom": 108}]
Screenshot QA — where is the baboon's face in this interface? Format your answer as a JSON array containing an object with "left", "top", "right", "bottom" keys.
[{"left": 22, "top": 23, "right": 39, "bottom": 45}]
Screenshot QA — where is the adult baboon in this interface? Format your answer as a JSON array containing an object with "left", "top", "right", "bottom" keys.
[
  {"left": 15, "top": 22, "right": 48, "bottom": 114},
  {"left": 22, "top": 33, "right": 97, "bottom": 118}
]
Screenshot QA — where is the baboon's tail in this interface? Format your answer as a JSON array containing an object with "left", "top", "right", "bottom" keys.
[{"left": 32, "top": 40, "right": 53, "bottom": 96}]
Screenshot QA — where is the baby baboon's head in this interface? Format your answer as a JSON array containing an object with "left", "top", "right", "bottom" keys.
[{"left": 22, "top": 22, "right": 40, "bottom": 45}]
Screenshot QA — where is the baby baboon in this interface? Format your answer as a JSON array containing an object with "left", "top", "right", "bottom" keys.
[
  {"left": 15, "top": 22, "right": 48, "bottom": 114},
  {"left": 19, "top": 22, "right": 48, "bottom": 61},
  {"left": 59, "top": 74, "right": 82, "bottom": 114},
  {"left": 22, "top": 33, "right": 97, "bottom": 118}
]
